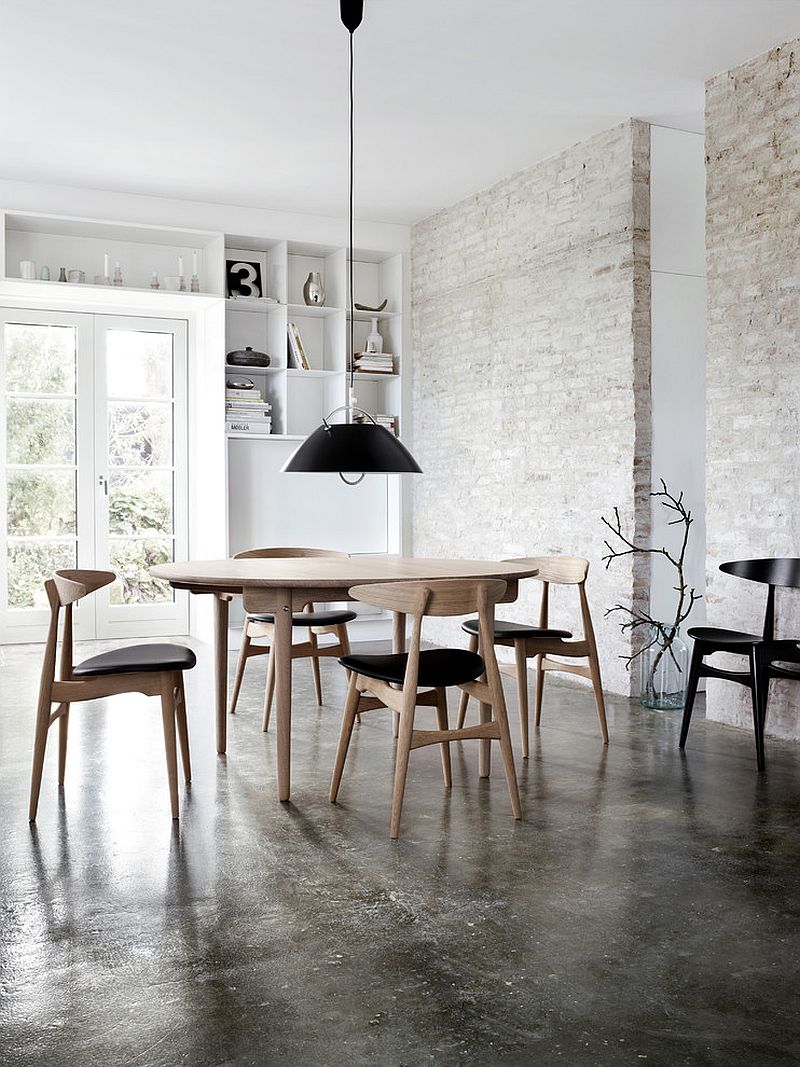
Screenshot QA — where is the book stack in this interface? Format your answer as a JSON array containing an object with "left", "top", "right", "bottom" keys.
[
  {"left": 354, "top": 352, "right": 394, "bottom": 375},
  {"left": 356, "top": 413, "right": 401, "bottom": 435},
  {"left": 374, "top": 413, "right": 399, "bottom": 436},
  {"left": 226, "top": 386, "right": 272, "bottom": 434}
]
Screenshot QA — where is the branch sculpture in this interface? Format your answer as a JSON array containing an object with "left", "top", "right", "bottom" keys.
[{"left": 601, "top": 479, "right": 702, "bottom": 676}]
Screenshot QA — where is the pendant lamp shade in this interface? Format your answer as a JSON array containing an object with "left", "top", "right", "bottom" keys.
[
  {"left": 280, "top": 0, "right": 422, "bottom": 483},
  {"left": 283, "top": 421, "right": 422, "bottom": 474}
]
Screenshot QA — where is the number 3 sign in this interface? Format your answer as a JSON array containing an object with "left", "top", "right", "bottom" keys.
[{"left": 226, "top": 258, "right": 263, "bottom": 298}]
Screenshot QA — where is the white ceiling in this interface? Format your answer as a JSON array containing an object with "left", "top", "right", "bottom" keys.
[{"left": 1, "top": 0, "right": 798, "bottom": 226}]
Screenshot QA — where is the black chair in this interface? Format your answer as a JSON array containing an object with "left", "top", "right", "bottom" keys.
[{"left": 680, "top": 558, "right": 800, "bottom": 774}]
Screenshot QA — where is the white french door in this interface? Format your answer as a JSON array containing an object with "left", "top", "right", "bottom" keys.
[{"left": 0, "top": 309, "right": 188, "bottom": 643}]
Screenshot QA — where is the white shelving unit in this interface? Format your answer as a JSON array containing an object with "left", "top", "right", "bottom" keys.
[{"left": 0, "top": 209, "right": 407, "bottom": 637}]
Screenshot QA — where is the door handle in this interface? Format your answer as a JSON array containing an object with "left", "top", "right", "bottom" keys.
[{"left": 97, "top": 474, "right": 108, "bottom": 495}]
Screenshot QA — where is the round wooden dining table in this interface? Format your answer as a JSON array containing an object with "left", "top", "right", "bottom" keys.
[{"left": 151, "top": 555, "right": 538, "bottom": 801}]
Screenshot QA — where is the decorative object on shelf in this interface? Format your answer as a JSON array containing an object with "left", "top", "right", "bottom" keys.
[
  {"left": 190, "top": 251, "right": 200, "bottom": 293},
  {"left": 19, "top": 260, "right": 37, "bottom": 280},
  {"left": 365, "top": 317, "right": 383, "bottom": 353},
  {"left": 177, "top": 256, "right": 186, "bottom": 292},
  {"left": 150, "top": 272, "right": 160, "bottom": 289},
  {"left": 67, "top": 269, "right": 85, "bottom": 284},
  {"left": 103, "top": 252, "right": 110, "bottom": 285},
  {"left": 303, "top": 271, "right": 325, "bottom": 306},
  {"left": 282, "top": 0, "right": 421, "bottom": 484},
  {"left": 163, "top": 276, "right": 183, "bottom": 292},
  {"left": 601, "top": 479, "right": 702, "bottom": 711},
  {"left": 58, "top": 267, "right": 67, "bottom": 283},
  {"left": 227, "top": 346, "right": 271, "bottom": 368},
  {"left": 40, "top": 266, "right": 50, "bottom": 282},
  {"left": 226, "top": 254, "right": 264, "bottom": 298},
  {"left": 354, "top": 299, "right": 387, "bottom": 312},
  {"left": 287, "top": 322, "right": 310, "bottom": 370},
  {"left": 112, "top": 262, "right": 124, "bottom": 287},
  {"left": 226, "top": 376, "right": 255, "bottom": 390}
]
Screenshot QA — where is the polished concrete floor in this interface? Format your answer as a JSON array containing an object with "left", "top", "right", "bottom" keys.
[{"left": 3, "top": 637, "right": 800, "bottom": 1066}]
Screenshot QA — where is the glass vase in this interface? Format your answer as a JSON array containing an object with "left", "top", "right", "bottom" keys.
[{"left": 640, "top": 623, "right": 689, "bottom": 711}]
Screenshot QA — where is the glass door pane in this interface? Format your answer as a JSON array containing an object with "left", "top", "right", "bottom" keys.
[
  {"left": 93, "top": 317, "right": 188, "bottom": 638},
  {"left": 0, "top": 312, "right": 94, "bottom": 642}
]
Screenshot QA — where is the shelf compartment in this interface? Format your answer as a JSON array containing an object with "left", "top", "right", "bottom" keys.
[
  {"left": 287, "top": 245, "right": 345, "bottom": 309},
  {"left": 5, "top": 212, "right": 225, "bottom": 295}
]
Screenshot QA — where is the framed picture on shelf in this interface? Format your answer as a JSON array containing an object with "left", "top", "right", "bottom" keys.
[{"left": 226, "top": 247, "right": 267, "bottom": 299}]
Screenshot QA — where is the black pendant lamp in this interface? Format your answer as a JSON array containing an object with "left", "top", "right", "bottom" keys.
[{"left": 282, "top": 0, "right": 422, "bottom": 484}]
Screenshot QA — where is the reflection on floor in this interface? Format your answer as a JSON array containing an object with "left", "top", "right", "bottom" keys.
[{"left": 2, "top": 636, "right": 800, "bottom": 1065}]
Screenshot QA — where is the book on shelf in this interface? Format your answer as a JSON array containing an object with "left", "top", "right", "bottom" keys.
[
  {"left": 287, "top": 322, "right": 310, "bottom": 370},
  {"left": 226, "top": 416, "right": 273, "bottom": 435},
  {"left": 225, "top": 386, "right": 265, "bottom": 400}
]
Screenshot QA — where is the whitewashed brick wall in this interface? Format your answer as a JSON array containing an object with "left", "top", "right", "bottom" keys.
[
  {"left": 410, "top": 120, "right": 651, "bottom": 696},
  {"left": 705, "top": 40, "right": 800, "bottom": 738}
]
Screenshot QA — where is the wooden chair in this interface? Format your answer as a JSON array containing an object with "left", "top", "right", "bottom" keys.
[
  {"left": 329, "top": 578, "right": 522, "bottom": 839},
  {"left": 29, "top": 569, "right": 196, "bottom": 822},
  {"left": 229, "top": 547, "right": 357, "bottom": 731},
  {"left": 680, "top": 558, "right": 800, "bottom": 775},
  {"left": 457, "top": 556, "right": 608, "bottom": 757}
]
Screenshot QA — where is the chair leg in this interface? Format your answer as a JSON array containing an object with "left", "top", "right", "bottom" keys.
[
  {"left": 679, "top": 641, "right": 705, "bottom": 749},
  {"left": 29, "top": 698, "right": 53, "bottom": 823},
  {"left": 493, "top": 692, "right": 522, "bottom": 820},
  {"left": 58, "top": 705, "right": 70, "bottom": 787},
  {"left": 749, "top": 647, "right": 766, "bottom": 775},
  {"left": 514, "top": 639, "right": 530, "bottom": 758},
  {"left": 435, "top": 688, "right": 452, "bottom": 788},
  {"left": 390, "top": 698, "right": 417, "bottom": 839},
  {"left": 587, "top": 650, "right": 609, "bottom": 745},
  {"left": 160, "top": 674, "right": 180, "bottom": 820},
  {"left": 457, "top": 633, "right": 478, "bottom": 729},
  {"left": 534, "top": 653, "right": 545, "bottom": 727},
  {"left": 262, "top": 647, "right": 276, "bottom": 732},
  {"left": 330, "top": 672, "right": 363, "bottom": 803},
  {"left": 175, "top": 675, "right": 191, "bottom": 783},
  {"left": 229, "top": 625, "right": 252, "bottom": 715},
  {"left": 337, "top": 624, "right": 359, "bottom": 723},
  {"left": 309, "top": 630, "right": 324, "bottom": 706}
]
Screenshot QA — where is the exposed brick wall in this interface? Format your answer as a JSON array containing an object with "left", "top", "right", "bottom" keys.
[
  {"left": 410, "top": 120, "right": 651, "bottom": 696},
  {"left": 705, "top": 40, "right": 800, "bottom": 738}
]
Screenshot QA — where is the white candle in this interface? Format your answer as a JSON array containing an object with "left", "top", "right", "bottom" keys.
[
  {"left": 178, "top": 255, "right": 184, "bottom": 277},
  {"left": 103, "top": 252, "right": 109, "bottom": 278},
  {"left": 192, "top": 250, "right": 198, "bottom": 275}
]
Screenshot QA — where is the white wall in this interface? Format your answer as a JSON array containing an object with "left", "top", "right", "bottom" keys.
[{"left": 649, "top": 126, "right": 707, "bottom": 628}]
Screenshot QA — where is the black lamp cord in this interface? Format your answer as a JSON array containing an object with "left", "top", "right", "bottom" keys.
[{"left": 348, "top": 27, "right": 355, "bottom": 407}]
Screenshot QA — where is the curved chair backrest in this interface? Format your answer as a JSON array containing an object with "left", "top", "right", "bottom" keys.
[
  {"left": 505, "top": 556, "right": 589, "bottom": 585},
  {"left": 720, "top": 558, "right": 800, "bottom": 589},
  {"left": 52, "top": 569, "right": 116, "bottom": 606},
  {"left": 234, "top": 546, "right": 348, "bottom": 560},
  {"left": 349, "top": 578, "right": 507, "bottom": 618},
  {"left": 720, "top": 558, "right": 800, "bottom": 640}
]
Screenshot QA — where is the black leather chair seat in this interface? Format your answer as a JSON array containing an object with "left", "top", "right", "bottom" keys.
[
  {"left": 461, "top": 618, "right": 572, "bottom": 640},
  {"left": 73, "top": 643, "right": 197, "bottom": 677},
  {"left": 687, "top": 625, "right": 762, "bottom": 651},
  {"left": 340, "top": 648, "right": 485, "bottom": 688},
  {"left": 249, "top": 610, "right": 358, "bottom": 626}
]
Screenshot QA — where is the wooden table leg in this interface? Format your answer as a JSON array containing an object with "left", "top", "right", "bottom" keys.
[
  {"left": 392, "top": 610, "right": 407, "bottom": 739},
  {"left": 214, "top": 594, "right": 230, "bottom": 754},
  {"left": 479, "top": 700, "right": 492, "bottom": 778},
  {"left": 274, "top": 587, "right": 293, "bottom": 801}
]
